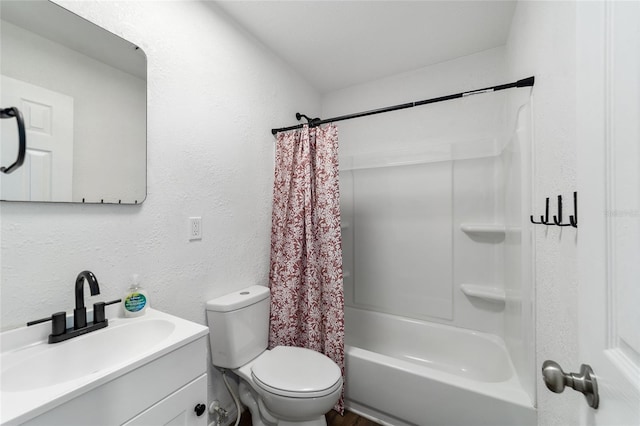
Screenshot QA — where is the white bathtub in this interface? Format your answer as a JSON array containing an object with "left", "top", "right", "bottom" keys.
[{"left": 344, "top": 307, "right": 536, "bottom": 426}]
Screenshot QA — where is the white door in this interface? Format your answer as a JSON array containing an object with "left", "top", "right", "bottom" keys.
[
  {"left": 577, "top": 1, "right": 640, "bottom": 425},
  {"left": 0, "top": 75, "right": 73, "bottom": 201}
]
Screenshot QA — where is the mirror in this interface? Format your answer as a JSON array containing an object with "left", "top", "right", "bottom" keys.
[{"left": 0, "top": 0, "right": 146, "bottom": 204}]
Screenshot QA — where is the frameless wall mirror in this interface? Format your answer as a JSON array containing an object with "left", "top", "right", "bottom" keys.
[{"left": 0, "top": 0, "right": 146, "bottom": 204}]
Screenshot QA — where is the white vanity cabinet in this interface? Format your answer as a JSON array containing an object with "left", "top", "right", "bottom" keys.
[
  {"left": 123, "top": 374, "right": 207, "bottom": 426},
  {"left": 9, "top": 323, "right": 209, "bottom": 426}
]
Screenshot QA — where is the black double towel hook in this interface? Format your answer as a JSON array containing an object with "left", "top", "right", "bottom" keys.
[
  {"left": 531, "top": 192, "right": 577, "bottom": 228},
  {"left": 1, "top": 106, "right": 26, "bottom": 174}
]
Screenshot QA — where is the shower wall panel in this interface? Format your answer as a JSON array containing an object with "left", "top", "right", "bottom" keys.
[
  {"left": 452, "top": 156, "right": 504, "bottom": 335},
  {"left": 351, "top": 162, "right": 453, "bottom": 321}
]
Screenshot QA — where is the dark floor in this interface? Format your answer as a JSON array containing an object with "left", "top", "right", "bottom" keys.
[
  {"left": 325, "top": 409, "right": 380, "bottom": 426},
  {"left": 237, "top": 409, "right": 379, "bottom": 426}
]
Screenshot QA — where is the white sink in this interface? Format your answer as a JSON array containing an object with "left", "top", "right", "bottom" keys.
[
  {"left": 2, "top": 319, "right": 176, "bottom": 392},
  {"left": 0, "top": 308, "right": 208, "bottom": 425}
]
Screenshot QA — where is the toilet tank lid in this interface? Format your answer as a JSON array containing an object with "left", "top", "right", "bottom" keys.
[{"left": 206, "top": 285, "right": 270, "bottom": 312}]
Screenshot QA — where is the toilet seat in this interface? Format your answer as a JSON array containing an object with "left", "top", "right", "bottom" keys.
[{"left": 251, "top": 346, "right": 342, "bottom": 399}]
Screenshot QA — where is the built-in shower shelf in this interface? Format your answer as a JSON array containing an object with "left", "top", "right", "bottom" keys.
[
  {"left": 341, "top": 222, "right": 350, "bottom": 230},
  {"left": 460, "top": 284, "right": 506, "bottom": 303},
  {"left": 460, "top": 223, "right": 506, "bottom": 236},
  {"left": 343, "top": 270, "right": 351, "bottom": 279}
]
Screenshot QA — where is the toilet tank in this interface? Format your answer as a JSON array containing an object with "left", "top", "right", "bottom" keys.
[{"left": 206, "top": 285, "right": 270, "bottom": 369}]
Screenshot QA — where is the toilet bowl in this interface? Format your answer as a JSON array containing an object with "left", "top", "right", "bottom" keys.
[
  {"left": 236, "top": 346, "right": 342, "bottom": 425},
  {"left": 206, "top": 286, "right": 343, "bottom": 426}
]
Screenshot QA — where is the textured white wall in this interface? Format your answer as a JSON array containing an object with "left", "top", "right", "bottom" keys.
[
  {"left": 506, "top": 1, "right": 580, "bottom": 425},
  {"left": 0, "top": 0, "right": 319, "bottom": 415}
]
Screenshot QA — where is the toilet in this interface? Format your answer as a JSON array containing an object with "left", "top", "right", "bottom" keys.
[{"left": 206, "top": 285, "right": 342, "bottom": 426}]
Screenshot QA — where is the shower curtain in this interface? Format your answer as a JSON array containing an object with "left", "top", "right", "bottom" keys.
[{"left": 269, "top": 124, "right": 345, "bottom": 413}]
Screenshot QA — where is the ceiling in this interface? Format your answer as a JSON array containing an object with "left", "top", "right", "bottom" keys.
[{"left": 214, "top": 1, "right": 517, "bottom": 94}]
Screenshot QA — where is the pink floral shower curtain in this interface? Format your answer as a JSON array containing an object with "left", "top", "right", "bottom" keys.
[{"left": 269, "top": 124, "right": 345, "bottom": 413}]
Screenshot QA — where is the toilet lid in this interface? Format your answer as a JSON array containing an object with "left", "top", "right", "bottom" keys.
[{"left": 251, "top": 346, "right": 342, "bottom": 398}]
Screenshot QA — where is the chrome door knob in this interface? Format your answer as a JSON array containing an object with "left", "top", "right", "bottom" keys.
[{"left": 541, "top": 360, "right": 599, "bottom": 409}]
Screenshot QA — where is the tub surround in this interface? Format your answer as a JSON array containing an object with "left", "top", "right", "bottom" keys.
[
  {"left": 329, "top": 47, "right": 511, "bottom": 336},
  {"left": 327, "top": 45, "right": 536, "bottom": 422}
]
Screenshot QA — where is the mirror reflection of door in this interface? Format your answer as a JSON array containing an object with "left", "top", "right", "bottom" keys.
[
  {"left": 0, "top": 0, "right": 146, "bottom": 204},
  {"left": 1, "top": 76, "right": 74, "bottom": 202}
]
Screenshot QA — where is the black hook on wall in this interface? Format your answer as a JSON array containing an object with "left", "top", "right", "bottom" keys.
[
  {"left": 569, "top": 192, "right": 578, "bottom": 227},
  {"left": 531, "top": 192, "right": 577, "bottom": 228},
  {"left": 530, "top": 197, "right": 550, "bottom": 224}
]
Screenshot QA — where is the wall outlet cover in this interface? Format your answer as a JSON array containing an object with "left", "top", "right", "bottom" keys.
[{"left": 189, "top": 217, "right": 202, "bottom": 240}]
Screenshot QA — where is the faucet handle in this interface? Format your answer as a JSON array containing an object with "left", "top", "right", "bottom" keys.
[
  {"left": 27, "top": 312, "right": 67, "bottom": 336},
  {"left": 51, "top": 312, "right": 66, "bottom": 336},
  {"left": 93, "top": 302, "right": 106, "bottom": 324},
  {"left": 93, "top": 299, "right": 122, "bottom": 324}
]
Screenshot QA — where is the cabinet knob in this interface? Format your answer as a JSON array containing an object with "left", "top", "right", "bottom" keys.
[{"left": 194, "top": 403, "right": 206, "bottom": 416}]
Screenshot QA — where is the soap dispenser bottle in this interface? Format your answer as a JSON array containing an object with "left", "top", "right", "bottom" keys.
[{"left": 123, "top": 274, "right": 149, "bottom": 317}]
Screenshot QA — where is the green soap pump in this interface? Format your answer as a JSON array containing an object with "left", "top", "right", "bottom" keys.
[{"left": 123, "top": 274, "right": 149, "bottom": 317}]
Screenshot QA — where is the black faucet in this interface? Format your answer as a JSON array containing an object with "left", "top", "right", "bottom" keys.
[
  {"left": 74, "top": 270, "right": 100, "bottom": 329},
  {"left": 26, "top": 270, "right": 120, "bottom": 343}
]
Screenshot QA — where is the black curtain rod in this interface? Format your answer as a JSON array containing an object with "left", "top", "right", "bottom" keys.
[{"left": 271, "top": 76, "right": 535, "bottom": 136}]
